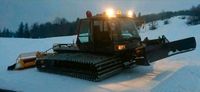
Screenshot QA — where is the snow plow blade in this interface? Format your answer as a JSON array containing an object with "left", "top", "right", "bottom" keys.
[
  {"left": 145, "top": 37, "right": 196, "bottom": 63},
  {"left": 7, "top": 52, "right": 42, "bottom": 70}
]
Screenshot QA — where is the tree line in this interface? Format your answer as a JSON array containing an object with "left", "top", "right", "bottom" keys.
[
  {"left": 0, "top": 28, "right": 14, "bottom": 37},
  {"left": 186, "top": 4, "right": 200, "bottom": 25},
  {"left": 1, "top": 4, "right": 200, "bottom": 38},
  {"left": 135, "top": 4, "right": 200, "bottom": 26},
  {"left": 134, "top": 4, "right": 200, "bottom": 30},
  {"left": 0, "top": 18, "right": 77, "bottom": 38}
]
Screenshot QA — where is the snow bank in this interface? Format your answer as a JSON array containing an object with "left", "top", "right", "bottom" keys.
[{"left": 0, "top": 16, "right": 200, "bottom": 92}]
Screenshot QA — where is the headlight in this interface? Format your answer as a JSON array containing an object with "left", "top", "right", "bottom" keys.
[
  {"left": 116, "top": 45, "right": 126, "bottom": 51},
  {"left": 126, "top": 10, "right": 134, "bottom": 18},
  {"left": 105, "top": 8, "right": 116, "bottom": 18}
]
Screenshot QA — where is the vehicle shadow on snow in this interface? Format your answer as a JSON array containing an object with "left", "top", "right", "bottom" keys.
[
  {"left": 94, "top": 63, "right": 178, "bottom": 92},
  {"left": 100, "top": 64, "right": 173, "bottom": 83},
  {"left": 100, "top": 65, "right": 155, "bottom": 83}
]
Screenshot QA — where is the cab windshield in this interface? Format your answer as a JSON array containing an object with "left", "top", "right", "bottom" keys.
[{"left": 108, "top": 18, "right": 139, "bottom": 40}]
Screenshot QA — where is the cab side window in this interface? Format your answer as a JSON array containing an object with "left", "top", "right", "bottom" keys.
[{"left": 79, "top": 20, "right": 90, "bottom": 43}]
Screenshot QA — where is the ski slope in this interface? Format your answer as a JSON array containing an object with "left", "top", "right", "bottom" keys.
[{"left": 0, "top": 16, "right": 200, "bottom": 92}]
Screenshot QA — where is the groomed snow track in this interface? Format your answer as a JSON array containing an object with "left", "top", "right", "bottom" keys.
[{"left": 36, "top": 53, "right": 124, "bottom": 81}]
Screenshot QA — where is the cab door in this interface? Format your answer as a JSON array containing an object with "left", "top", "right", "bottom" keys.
[
  {"left": 76, "top": 19, "right": 94, "bottom": 51},
  {"left": 92, "top": 20, "right": 113, "bottom": 53}
]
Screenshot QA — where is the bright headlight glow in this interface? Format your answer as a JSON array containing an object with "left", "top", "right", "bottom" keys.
[
  {"left": 117, "top": 45, "right": 126, "bottom": 50},
  {"left": 105, "top": 8, "right": 116, "bottom": 18},
  {"left": 127, "top": 10, "right": 134, "bottom": 18}
]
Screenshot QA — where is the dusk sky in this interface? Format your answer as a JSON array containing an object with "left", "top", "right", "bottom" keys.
[{"left": 0, "top": 0, "right": 200, "bottom": 31}]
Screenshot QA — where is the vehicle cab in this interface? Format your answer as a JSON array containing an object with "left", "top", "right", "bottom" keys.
[{"left": 76, "top": 10, "right": 141, "bottom": 54}]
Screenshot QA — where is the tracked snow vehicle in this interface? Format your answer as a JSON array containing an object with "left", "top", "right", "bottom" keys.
[
  {"left": 8, "top": 10, "right": 196, "bottom": 81},
  {"left": 35, "top": 10, "right": 196, "bottom": 81}
]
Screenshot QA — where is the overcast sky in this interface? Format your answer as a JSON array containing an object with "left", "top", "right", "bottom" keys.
[{"left": 0, "top": 0, "right": 200, "bottom": 31}]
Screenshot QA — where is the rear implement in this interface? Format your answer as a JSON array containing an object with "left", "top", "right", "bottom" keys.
[{"left": 7, "top": 52, "right": 39, "bottom": 70}]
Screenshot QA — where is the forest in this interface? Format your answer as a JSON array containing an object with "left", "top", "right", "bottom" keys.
[{"left": 0, "top": 4, "right": 200, "bottom": 38}]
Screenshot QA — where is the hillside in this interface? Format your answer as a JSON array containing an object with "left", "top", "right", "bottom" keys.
[{"left": 0, "top": 16, "right": 200, "bottom": 92}]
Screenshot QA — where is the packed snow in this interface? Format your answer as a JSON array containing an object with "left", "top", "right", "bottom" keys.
[{"left": 0, "top": 16, "right": 200, "bottom": 92}]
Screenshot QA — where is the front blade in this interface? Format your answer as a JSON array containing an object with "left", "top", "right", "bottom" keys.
[{"left": 145, "top": 37, "right": 196, "bottom": 63}]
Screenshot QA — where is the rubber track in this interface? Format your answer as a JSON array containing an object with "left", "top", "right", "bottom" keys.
[{"left": 36, "top": 53, "right": 124, "bottom": 81}]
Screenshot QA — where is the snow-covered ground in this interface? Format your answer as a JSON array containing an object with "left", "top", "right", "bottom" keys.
[{"left": 0, "top": 16, "right": 200, "bottom": 92}]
